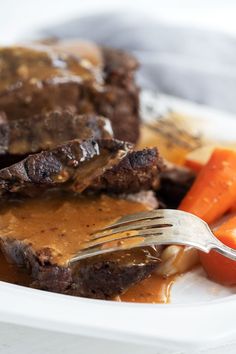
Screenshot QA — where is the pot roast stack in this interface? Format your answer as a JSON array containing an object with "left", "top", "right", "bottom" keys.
[{"left": 0, "top": 41, "right": 172, "bottom": 299}]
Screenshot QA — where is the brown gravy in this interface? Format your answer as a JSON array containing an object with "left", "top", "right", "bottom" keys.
[
  {"left": 0, "top": 192, "right": 177, "bottom": 303},
  {"left": 0, "top": 250, "right": 176, "bottom": 304},
  {"left": 0, "top": 44, "right": 102, "bottom": 94},
  {"left": 120, "top": 274, "right": 176, "bottom": 304},
  {"left": 0, "top": 193, "right": 150, "bottom": 266}
]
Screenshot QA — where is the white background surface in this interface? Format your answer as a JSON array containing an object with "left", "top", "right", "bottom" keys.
[{"left": 1, "top": 0, "right": 236, "bottom": 44}]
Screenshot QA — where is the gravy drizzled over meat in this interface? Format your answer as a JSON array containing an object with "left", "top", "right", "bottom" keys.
[
  {"left": 0, "top": 190, "right": 173, "bottom": 303},
  {"left": 0, "top": 193, "right": 152, "bottom": 265},
  {"left": 0, "top": 43, "right": 140, "bottom": 143},
  {"left": 0, "top": 40, "right": 176, "bottom": 303},
  {"left": 0, "top": 192, "right": 163, "bottom": 300}
]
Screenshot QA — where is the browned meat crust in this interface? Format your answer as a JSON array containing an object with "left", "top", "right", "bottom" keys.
[
  {"left": 0, "top": 139, "right": 163, "bottom": 196},
  {"left": 90, "top": 148, "right": 164, "bottom": 194}
]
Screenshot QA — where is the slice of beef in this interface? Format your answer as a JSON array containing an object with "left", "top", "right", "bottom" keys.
[
  {"left": 90, "top": 148, "right": 164, "bottom": 194},
  {"left": 0, "top": 191, "right": 161, "bottom": 299},
  {"left": 0, "top": 45, "right": 100, "bottom": 116},
  {"left": 0, "top": 111, "right": 112, "bottom": 155},
  {"left": 93, "top": 47, "right": 140, "bottom": 143},
  {"left": 38, "top": 246, "right": 161, "bottom": 299},
  {"left": 157, "top": 163, "right": 196, "bottom": 208},
  {"left": 0, "top": 139, "right": 163, "bottom": 196},
  {"left": 0, "top": 44, "right": 140, "bottom": 143}
]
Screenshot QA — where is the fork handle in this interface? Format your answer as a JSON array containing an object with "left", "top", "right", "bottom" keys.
[
  {"left": 210, "top": 239, "right": 236, "bottom": 261},
  {"left": 212, "top": 244, "right": 236, "bottom": 261}
]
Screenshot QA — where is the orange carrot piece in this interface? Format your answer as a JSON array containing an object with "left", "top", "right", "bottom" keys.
[
  {"left": 184, "top": 159, "right": 203, "bottom": 173},
  {"left": 215, "top": 215, "right": 236, "bottom": 240},
  {"left": 179, "top": 148, "right": 236, "bottom": 224},
  {"left": 200, "top": 215, "right": 236, "bottom": 285}
]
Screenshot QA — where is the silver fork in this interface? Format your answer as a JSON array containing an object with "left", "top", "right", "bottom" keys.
[{"left": 70, "top": 209, "right": 236, "bottom": 263}]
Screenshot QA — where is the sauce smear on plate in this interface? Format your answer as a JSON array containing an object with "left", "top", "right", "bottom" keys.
[{"left": 120, "top": 274, "right": 176, "bottom": 303}]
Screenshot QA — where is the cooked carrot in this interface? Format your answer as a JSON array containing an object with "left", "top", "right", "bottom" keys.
[
  {"left": 230, "top": 203, "right": 236, "bottom": 213},
  {"left": 200, "top": 215, "right": 236, "bottom": 285},
  {"left": 184, "top": 145, "right": 216, "bottom": 173},
  {"left": 179, "top": 148, "right": 236, "bottom": 224},
  {"left": 214, "top": 215, "right": 236, "bottom": 240},
  {"left": 184, "top": 159, "right": 203, "bottom": 173}
]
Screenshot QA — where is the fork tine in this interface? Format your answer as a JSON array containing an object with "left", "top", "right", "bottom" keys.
[
  {"left": 94, "top": 209, "right": 166, "bottom": 232},
  {"left": 70, "top": 228, "right": 208, "bottom": 263},
  {"left": 85, "top": 225, "right": 174, "bottom": 249},
  {"left": 69, "top": 209, "right": 218, "bottom": 264},
  {"left": 69, "top": 210, "right": 236, "bottom": 263},
  {"left": 94, "top": 209, "right": 196, "bottom": 234},
  {"left": 91, "top": 219, "right": 174, "bottom": 240},
  {"left": 70, "top": 232, "right": 167, "bottom": 263},
  {"left": 89, "top": 209, "right": 208, "bottom": 249}
]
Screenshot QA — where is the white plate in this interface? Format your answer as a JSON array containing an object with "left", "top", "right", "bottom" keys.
[{"left": 1, "top": 93, "right": 236, "bottom": 354}]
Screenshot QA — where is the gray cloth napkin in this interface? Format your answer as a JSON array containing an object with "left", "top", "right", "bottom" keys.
[{"left": 41, "top": 11, "right": 236, "bottom": 114}]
